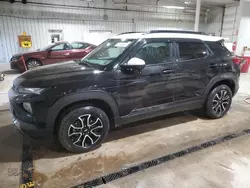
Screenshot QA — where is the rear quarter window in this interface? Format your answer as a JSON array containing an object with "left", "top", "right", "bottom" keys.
[
  {"left": 177, "top": 42, "right": 208, "bottom": 61},
  {"left": 206, "top": 41, "right": 232, "bottom": 57}
]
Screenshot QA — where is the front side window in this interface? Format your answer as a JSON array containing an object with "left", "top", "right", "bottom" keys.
[
  {"left": 82, "top": 39, "right": 136, "bottom": 66},
  {"left": 134, "top": 42, "right": 171, "bottom": 65},
  {"left": 41, "top": 44, "right": 54, "bottom": 51},
  {"left": 178, "top": 42, "right": 208, "bottom": 61},
  {"left": 51, "top": 43, "right": 71, "bottom": 51}
]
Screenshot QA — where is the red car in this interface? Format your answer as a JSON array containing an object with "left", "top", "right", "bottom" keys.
[{"left": 10, "top": 41, "right": 96, "bottom": 72}]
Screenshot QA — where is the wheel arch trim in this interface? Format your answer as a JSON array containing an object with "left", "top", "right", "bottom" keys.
[
  {"left": 204, "top": 73, "right": 238, "bottom": 97},
  {"left": 46, "top": 90, "right": 119, "bottom": 130}
]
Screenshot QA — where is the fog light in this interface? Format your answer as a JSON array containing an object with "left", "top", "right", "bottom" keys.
[{"left": 22, "top": 102, "right": 32, "bottom": 114}]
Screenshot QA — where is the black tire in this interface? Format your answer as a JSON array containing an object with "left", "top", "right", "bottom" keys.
[
  {"left": 57, "top": 106, "right": 110, "bottom": 153},
  {"left": 26, "top": 59, "right": 42, "bottom": 70},
  {"left": 205, "top": 85, "right": 232, "bottom": 119}
]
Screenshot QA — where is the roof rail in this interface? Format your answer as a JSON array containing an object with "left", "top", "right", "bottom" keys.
[
  {"left": 118, "top": 32, "right": 144, "bottom": 35},
  {"left": 148, "top": 30, "right": 207, "bottom": 35}
]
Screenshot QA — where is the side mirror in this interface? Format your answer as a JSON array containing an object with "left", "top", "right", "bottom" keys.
[
  {"left": 120, "top": 57, "right": 145, "bottom": 72},
  {"left": 47, "top": 49, "right": 52, "bottom": 53}
]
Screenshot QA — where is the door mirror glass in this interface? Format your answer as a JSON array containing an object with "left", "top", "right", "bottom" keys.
[{"left": 120, "top": 57, "right": 145, "bottom": 72}]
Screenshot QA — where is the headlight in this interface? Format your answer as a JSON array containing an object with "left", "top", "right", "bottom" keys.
[
  {"left": 18, "top": 87, "right": 45, "bottom": 94},
  {"left": 11, "top": 56, "right": 21, "bottom": 61}
]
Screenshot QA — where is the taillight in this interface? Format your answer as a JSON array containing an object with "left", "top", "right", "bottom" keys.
[
  {"left": 232, "top": 56, "right": 246, "bottom": 69},
  {"left": 232, "top": 56, "right": 241, "bottom": 64}
]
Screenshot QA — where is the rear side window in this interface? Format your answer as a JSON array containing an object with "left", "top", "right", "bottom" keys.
[
  {"left": 71, "top": 43, "right": 90, "bottom": 49},
  {"left": 178, "top": 42, "right": 208, "bottom": 61},
  {"left": 206, "top": 41, "right": 232, "bottom": 57}
]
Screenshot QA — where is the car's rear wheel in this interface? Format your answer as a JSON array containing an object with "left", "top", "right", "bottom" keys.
[
  {"left": 58, "top": 106, "right": 110, "bottom": 153},
  {"left": 26, "top": 59, "right": 42, "bottom": 70},
  {"left": 205, "top": 85, "right": 232, "bottom": 119}
]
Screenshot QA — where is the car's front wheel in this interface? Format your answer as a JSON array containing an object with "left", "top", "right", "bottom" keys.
[
  {"left": 26, "top": 59, "right": 42, "bottom": 70},
  {"left": 58, "top": 105, "right": 110, "bottom": 153},
  {"left": 205, "top": 85, "right": 232, "bottom": 119}
]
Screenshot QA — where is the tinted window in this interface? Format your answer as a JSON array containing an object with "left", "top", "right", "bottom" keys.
[
  {"left": 178, "top": 42, "right": 208, "bottom": 61},
  {"left": 135, "top": 42, "right": 171, "bottom": 65},
  {"left": 82, "top": 39, "right": 136, "bottom": 65},
  {"left": 51, "top": 43, "right": 71, "bottom": 51},
  {"left": 71, "top": 43, "right": 90, "bottom": 49},
  {"left": 206, "top": 41, "right": 232, "bottom": 57}
]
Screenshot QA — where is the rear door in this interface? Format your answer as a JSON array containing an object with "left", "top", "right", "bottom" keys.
[
  {"left": 70, "top": 42, "right": 94, "bottom": 60},
  {"left": 206, "top": 41, "right": 237, "bottom": 73},
  {"left": 174, "top": 39, "right": 218, "bottom": 102}
]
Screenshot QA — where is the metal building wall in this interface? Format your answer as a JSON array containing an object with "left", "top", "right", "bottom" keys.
[
  {"left": 222, "top": 5, "right": 239, "bottom": 42},
  {"left": 204, "top": 7, "right": 224, "bottom": 36},
  {"left": 0, "top": 0, "right": 198, "bottom": 63}
]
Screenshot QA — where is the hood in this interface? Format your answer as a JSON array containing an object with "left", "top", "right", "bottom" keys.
[
  {"left": 12, "top": 50, "right": 43, "bottom": 57},
  {"left": 13, "top": 61, "right": 98, "bottom": 87}
]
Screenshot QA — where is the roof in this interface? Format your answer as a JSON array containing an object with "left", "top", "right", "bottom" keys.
[
  {"left": 54, "top": 41, "right": 85, "bottom": 44},
  {"left": 52, "top": 41, "right": 95, "bottom": 45},
  {"left": 112, "top": 32, "right": 223, "bottom": 42}
]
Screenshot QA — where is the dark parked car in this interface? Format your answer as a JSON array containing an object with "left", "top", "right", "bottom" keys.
[
  {"left": 9, "top": 31, "right": 240, "bottom": 153},
  {"left": 10, "top": 41, "right": 96, "bottom": 72}
]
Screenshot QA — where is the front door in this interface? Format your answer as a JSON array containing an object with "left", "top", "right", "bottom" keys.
[
  {"left": 45, "top": 43, "right": 73, "bottom": 65},
  {"left": 116, "top": 39, "right": 176, "bottom": 116},
  {"left": 174, "top": 39, "right": 215, "bottom": 102}
]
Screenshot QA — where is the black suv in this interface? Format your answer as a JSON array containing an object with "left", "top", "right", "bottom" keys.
[{"left": 9, "top": 31, "right": 240, "bottom": 153}]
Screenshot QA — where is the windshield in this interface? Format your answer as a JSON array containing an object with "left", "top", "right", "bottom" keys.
[
  {"left": 41, "top": 43, "right": 55, "bottom": 51},
  {"left": 81, "top": 38, "right": 136, "bottom": 66}
]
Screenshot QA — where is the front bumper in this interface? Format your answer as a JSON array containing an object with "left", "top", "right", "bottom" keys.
[
  {"left": 10, "top": 59, "right": 26, "bottom": 72},
  {"left": 11, "top": 114, "right": 52, "bottom": 139},
  {"left": 8, "top": 88, "right": 53, "bottom": 139}
]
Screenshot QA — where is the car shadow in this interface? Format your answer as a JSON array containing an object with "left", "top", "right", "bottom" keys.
[
  {"left": 0, "top": 124, "right": 23, "bottom": 163},
  {"left": 0, "top": 108, "right": 207, "bottom": 162},
  {"left": 1, "top": 69, "right": 20, "bottom": 75},
  {"left": 105, "top": 111, "right": 198, "bottom": 142},
  {"left": 30, "top": 111, "right": 201, "bottom": 159}
]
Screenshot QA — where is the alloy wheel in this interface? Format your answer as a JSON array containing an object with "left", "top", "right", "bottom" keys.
[
  {"left": 212, "top": 89, "right": 230, "bottom": 115},
  {"left": 27, "top": 60, "right": 41, "bottom": 70},
  {"left": 67, "top": 114, "right": 104, "bottom": 148}
]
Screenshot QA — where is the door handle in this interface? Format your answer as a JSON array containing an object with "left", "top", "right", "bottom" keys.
[
  {"left": 208, "top": 63, "right": 218, "bottom": 68},
  {"left": 64, "top": 53, "right": 70, "bottom": 56},
  {"left": 162, "top": 69, "right": 174, "bottom": 74}
]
